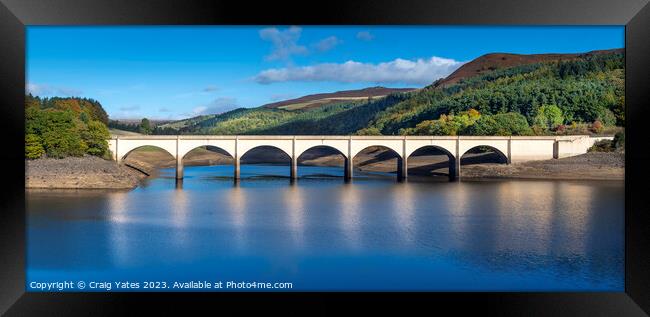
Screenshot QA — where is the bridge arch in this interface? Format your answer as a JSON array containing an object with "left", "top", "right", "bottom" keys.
[
  {"left": 350, "top": 142, "right": 403, "bottom": 160},
  {"left": 297, "top": 145, "right": 348, "bottom": 178},
  {"left": 458, "top": 139, "right": 509, "bottom": 164},
  {"left": 297, "top": 145, "right": 347, "bottom": 161},
  {"left": 238, "top": 145, "right": 293, "bottom": 179},
  {"left": 120, "top": 145, "right": 175, "bottom": 162},
  {"left": 237, "top": 139, "right": 292, "bottom": 159},
  {"left": 181, "top": 145, "right": 234, "bottom": 161},
  {"left": 460, "top": 145, "right": 509, "bottom": 165},
  {"left": 352, "top": 145, "right": 405, "bottom": 180},
  {"left": 116, "top": 139, "right": 177, "bottom": 162},
  {"left": 409, "top": 145, "right": 455, "bottom": 159},
  {"left": 177, "top": 139, "right": 236, "bottom": 160},
  {"left": 239, "top": 145, "right": 292, "bottom": 161},
  {"left": 407, "top": 145, "right": 457, "bottom": 180}
]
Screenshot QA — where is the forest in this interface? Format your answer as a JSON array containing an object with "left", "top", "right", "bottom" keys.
[
  {"left": 25, "top": 95, "right": 111, "bottom": 159},
  {"left": 155, "top": 50, "right": 624, "bottom": 137}
]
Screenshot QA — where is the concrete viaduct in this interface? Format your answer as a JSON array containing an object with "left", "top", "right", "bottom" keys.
[{"left": 108, "top": 135, "right": 611, "bottom": 181}]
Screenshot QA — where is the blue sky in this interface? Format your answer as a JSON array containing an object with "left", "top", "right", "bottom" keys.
[{"left": 26, "top": 26, "right": 624, "bottom": 120}]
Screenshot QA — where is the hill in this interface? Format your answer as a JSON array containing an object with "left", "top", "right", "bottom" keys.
[
  {"left": 432, "top": 48, "right": 624, "bottom": 88},
  {"left": 261, "top": 86, "right": 416, "bottom": 110},
  {"left": 152, "top": 48, "right": 624, "bottom": 137}
]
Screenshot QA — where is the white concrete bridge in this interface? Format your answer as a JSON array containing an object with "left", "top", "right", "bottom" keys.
[{"left": 108, "top": 135, "right": 611, "bottom": 181}]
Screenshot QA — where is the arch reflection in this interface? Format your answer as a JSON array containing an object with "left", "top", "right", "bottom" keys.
[
  {"left": 283, "top": 185, "right": 306, "bottom": 248},
  {"left": 391, "top": 183, "right": 416, "bottom": 244},
  {"left": 227, "top": 185, "right": 248, "bottom": 249},
  {"left": 339, "top": 183, "right": 362, "bottom": 249}
]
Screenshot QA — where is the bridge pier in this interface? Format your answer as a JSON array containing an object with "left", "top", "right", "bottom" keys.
[
  {"left": 176, "top": 155, "right": 183, "bottom": 179},
  {"left": 397, "top": 157, "right": 407, "bottom": 181},
  {"left": 234, "top": 157, "right": 240, "bottom": 179},
  {"left": 344, "top": 158, "right": 352, "bottom": 181},
  {"left": 450, "top": 157, "right": 460, "bottom": 181},
  {"left": 290, "top": 156, "right": 298, "bottom": 180}
]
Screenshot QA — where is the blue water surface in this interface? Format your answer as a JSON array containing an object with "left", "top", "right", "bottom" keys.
[{"left": 26, "top": 165, "right": 624, "bottom": 291}]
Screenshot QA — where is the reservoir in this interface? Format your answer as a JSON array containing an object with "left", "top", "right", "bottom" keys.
[{"left": 26, "top": 165, "right": 624, "bottom": 291}]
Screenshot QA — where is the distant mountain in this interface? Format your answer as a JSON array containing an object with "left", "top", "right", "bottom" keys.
[
  {"left": 432, "top": 48, "right": 624, "bottom": 88},
  {"left": 261, "top": 86, "right": 417, "bottom": 110}
]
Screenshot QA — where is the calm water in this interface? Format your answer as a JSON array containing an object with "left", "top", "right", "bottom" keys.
[{"left": 26, "top": 165, "right": 624, "bottom": 291}]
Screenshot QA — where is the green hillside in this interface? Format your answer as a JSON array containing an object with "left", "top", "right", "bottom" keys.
[{"left": 155, "top": 49, "right": 624, "bottom": 136}]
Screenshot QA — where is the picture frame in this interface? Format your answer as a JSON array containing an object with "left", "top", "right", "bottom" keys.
[{"left": 1, "top": 0, "right": 648, "bottom": 315}]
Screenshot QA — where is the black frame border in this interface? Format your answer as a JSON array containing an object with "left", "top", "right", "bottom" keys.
[{"left": 1, "top": 0, "right": 649, "bottom": 315}]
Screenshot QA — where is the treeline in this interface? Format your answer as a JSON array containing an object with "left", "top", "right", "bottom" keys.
[
  {"left": 389, "top": 107, "right": 613, "bottom": 136},
  {"left": 25, "top": 94, "right": 110, "bottom": 159},
  {"left": 258, "top": 93, "right": 410, "bottom": 135},
  {"left": 158, "top": 98, "right": 395, "bottom": 135},
  {"left": 366, "top": 52, "right": 624, "bottom": 135},
  {"left": 108, "top": 118, "right": 178, "bottom": 135}
]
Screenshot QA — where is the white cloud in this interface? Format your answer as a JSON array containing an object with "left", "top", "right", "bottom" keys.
[
  {"left": 314, "top": 36, "right": 342, "bottom": 52},
  {"left": 27, "top": 83, "right": 82, "bottom": 96},
  {"left": 189, "top": 97, "right": 239, "bottom": 116},
  {"left": 253, "top": 56, "right": 465, "bottom": 85},
  {"left": 356, "top": 31, "right": 374, "bottom": 41},
  {"left": 259, "top": 26, "right": 308, "bottom": 62}
]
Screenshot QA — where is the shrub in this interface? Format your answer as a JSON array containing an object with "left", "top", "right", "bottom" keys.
[
  {"left": 25, "top": 134, "right": 45, "bottom": 159},
  {"left": 533, "top": 104, "right": 564, "bottom": 131},
  {"left": 597, "top": 109, "right": 617, "bottom": 127},
  {"left": 490, "top": 112, "right": 533, "bottom": 136},
  {"left": 466, "top": 116, "right": 498, "bottom": 135},
  {"left": 590, "top": 120, "right": 604, "bottom": 134},
  {"left": 82, "top": 120, "right": 110, "bottom": 157},
  {"left": 613, "top": 131, "right": 625, "bottom": 151},
  {"left": 588, "top": 139, "right": 614, "bottom": 152},
  {"left": 355, "top": 127, "right": 382, "bottom": 135}
]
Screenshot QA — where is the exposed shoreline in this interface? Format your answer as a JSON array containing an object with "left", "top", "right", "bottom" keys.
[
  {"left": 25, "top": 149, "right": 624, "bottom": 189},
  {"left": 25, "top": 156, "right": 147, "bottom": 189}
]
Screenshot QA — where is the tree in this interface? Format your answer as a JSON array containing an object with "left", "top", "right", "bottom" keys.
[
  {"left": 25, "top": 134, "right": 45, "bottom": 159},
  {"left": 26, "top": 95, "right": 113, "bottom": 159},
  {"left": 40, "top": 110, "right": 87, "bottom": 158},
  {"left": 466, "top": 115, "right": 498, "bottom": 135},
  {"left": 491, "top": 112, "right": 533, "bottom": 135},
  {"left": 82, "top": 120, "right": 110, "bottom": 156},
  {"left": 467, "top": 112, "right": 533, "bottom": 136},
  {"left": 355, "top": 127, "right": 382, "bottom": 135},
  {"left": 139, "top": 118, "right": 152, "bottom": 134},
  {"left": 533, "top": 104, "right": 564, "bottom": 130}
]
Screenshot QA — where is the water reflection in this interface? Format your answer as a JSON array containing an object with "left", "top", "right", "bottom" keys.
[
  {"left": 228, "top": 184, "right": 247, "bottom": 250},
  {"left": 390, "top": 182, "right": 416, "bottom": 245},
  {"left": 170, "top": 187, "right": 189, "bottom": 248},
  {"left": 26, "top": 165, "right": 624, "bottom": 291},
  {"left": 339, "top": 182, "right": 362, "bottom": 249},
  {"left": 284, "top": 184, "right": 305, "bottom": 248},
  {"left": 107, "top": 191, "right": 131, "bottom": 267}
]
